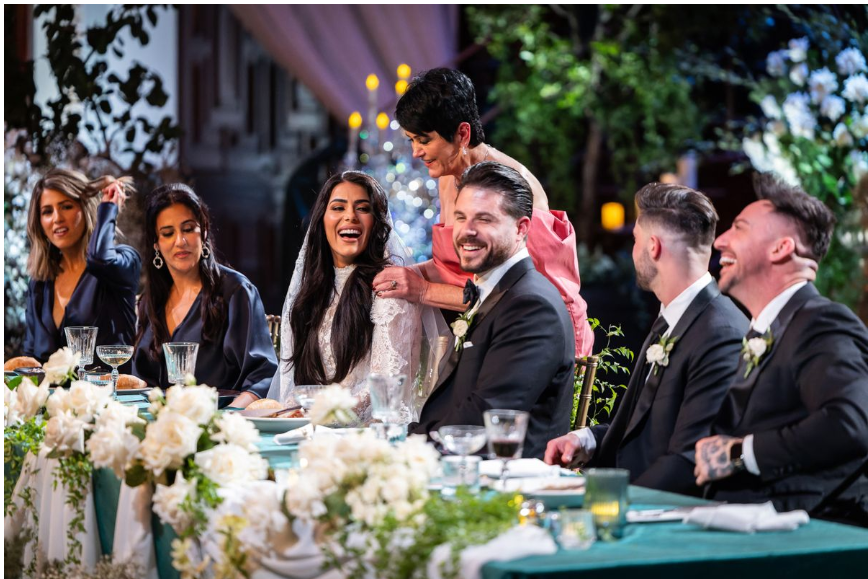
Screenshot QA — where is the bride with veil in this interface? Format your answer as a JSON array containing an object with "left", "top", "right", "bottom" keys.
[{"left": 267, "top": 171, "right": 439, "bottom": 419}]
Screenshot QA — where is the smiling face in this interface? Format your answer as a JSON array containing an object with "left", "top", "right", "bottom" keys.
[
  {"left": 714, "top": 200, "right": 781, "bottom": 301},
  {"left": 155, "top": 203, "right": 204, "bottom": 278},
  {"left": 405, "top": 129, "right": 463, "bottom": 179},
  {"left": 39, "top": 189, "right": 86, "bottom": 252},
  {"left": 452, "top": 186, "right": 528, "bottom": 275},
  {"left": 323, "top": 182, "right": 374, "bottom": 268}
]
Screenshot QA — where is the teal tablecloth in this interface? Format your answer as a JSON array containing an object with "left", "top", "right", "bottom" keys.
[{"left": 482, "top": 487, "right": 868, "bottom": 579}]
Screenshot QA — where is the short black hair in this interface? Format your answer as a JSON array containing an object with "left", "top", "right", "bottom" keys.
[
  {"left": 457, "top": 161, "right": 533, "bottom": 220},
  {"left": 754, "top": 173, "right": 836, "bottom": 261},
  {"left": 395, "top": 68, "right": 485, "bottom": 146},
  {"left": 635, "top": 182, "right": 719, "bottom": 249}
]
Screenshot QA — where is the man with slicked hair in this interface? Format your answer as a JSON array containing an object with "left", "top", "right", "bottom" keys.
[
  {"left": 409, "top": 161, "right": 575, "bottom": 459},
  {"left": 546, "top": 183, "right": 748, "bottom": 495},
  {"left": 695, "top": 175, "right": 868, "bottom": 523}
]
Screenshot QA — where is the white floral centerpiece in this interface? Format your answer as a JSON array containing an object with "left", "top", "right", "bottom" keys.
[{"left": 308, "top": 384, "right": 360, "bottom": 426}]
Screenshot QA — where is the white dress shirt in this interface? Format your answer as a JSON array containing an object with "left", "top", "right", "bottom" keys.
[
  {"left": 571, "top": 272, "right": 715, "bottom": 455},
  {"left": 741, "top": 281, "right": 807, "bottom": 475}
]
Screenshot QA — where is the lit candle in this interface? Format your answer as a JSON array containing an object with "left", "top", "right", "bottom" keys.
[{"left": 366, "top": 74, "right": 379, "bottom": 153}]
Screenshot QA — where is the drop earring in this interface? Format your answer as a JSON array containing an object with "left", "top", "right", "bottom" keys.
[
  {"left": 153, "top": 249, "right": 164, "bottom": 269},
  {"left": 202, "top": 244, "right": 211, "bottom": 259}
]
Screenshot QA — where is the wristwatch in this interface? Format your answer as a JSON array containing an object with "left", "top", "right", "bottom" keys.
[{"left": 729, "top": 441, "right": 746, "bottom": 473}]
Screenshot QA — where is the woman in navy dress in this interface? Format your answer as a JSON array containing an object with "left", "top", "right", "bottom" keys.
[
  {"left": 24, "top": 169, "right": 141, "bottom": 366},
  {"left": 132, "top": 183, "right": 276, "bottom": 407}
]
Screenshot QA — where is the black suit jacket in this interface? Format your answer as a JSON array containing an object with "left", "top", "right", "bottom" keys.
[
  {"left": 589, "top": 280, "right": 749, "bottom": 495},
  {"left": 410, "top": 257, "right": 575, "bottom": 459},
  {"left": 709, "top": 284, "right": 868, "bottom": 514}
]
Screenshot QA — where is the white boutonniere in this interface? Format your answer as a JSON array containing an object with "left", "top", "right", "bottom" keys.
[
  {"left": 451, "top": 307, "right": 479, "bottom": 352},
  {"left": 645, "top": 335, "right": 678, "bottom": 375},
  {"left": 741, "top": 330, "right": 774, "bottom": 378}
]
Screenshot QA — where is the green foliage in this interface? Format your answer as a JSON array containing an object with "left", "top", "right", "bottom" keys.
[
  {"left": 177, "top": 459, "right": 224, "bottom": 538},
  {"left": 4, "top": 416, "right": 46, "bottom": 513},
  {"left": 573, "top": 318, "right": 634, "bottom": 428},
  {"left": 54, "top": 452, "right": 94, "bottom": 568}
]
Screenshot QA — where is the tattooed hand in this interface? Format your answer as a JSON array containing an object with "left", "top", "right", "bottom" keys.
[{"left": 694, "top": 435, "right": 743, "bottom": 486}]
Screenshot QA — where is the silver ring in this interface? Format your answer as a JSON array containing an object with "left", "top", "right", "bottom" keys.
[{"left": 390, "top": 280, "right": 398, "bottom": 290}]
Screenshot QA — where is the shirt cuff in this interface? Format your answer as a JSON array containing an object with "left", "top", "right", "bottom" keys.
[
  {"left": 570, "top": 428, "right": 596, "bottom": 458},
  {"left": 742, "top": 434, "right": 760, "bottom": 475}
]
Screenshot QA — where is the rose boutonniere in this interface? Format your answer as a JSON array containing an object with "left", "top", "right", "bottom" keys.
[
  {"left": 741, "top": 331, "right": 773, "bottom": 378},
  {"left": 645, "top": 335, "right": 678, "bottom": 375},
  {"left": 451, "top": 306, "right": 479, "bottom": 352}
]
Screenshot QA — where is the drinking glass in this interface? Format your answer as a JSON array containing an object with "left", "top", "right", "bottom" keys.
[
  {"left": 440, "top": 455, "right": 482, "bottom": 497},
  {"left": 293, "top": 385, "right": 328, "bottom": 411},
  {"left": 163, "top": 342, "right": 199, "bottom": 386},
  {"left": 96, "top": 345, "right": 134, "bottom": 399},
  {"left": 64, "top": 326, "right": 98, "bottom": 376},
  {"left": 438, "top": 425, "right": 487, "bottom": 489},
  {"left": 368, "top": 373, "right": 411, "bottom": 423},
  {"left": 83, "top": 369, "right": 112, "bottom": 390},
  {"left": 584, "top": 468, "right": 629, "bottom": 541},
  {"left": 554, "top": 509, "right": 597, "bottom": 550},
  {"left": 483, "top": 409, "right": 529, "bottom": 482}
]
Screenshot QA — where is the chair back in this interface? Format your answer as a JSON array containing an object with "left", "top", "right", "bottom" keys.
[
  {"left": 265, "top": 315, "right": 281, "bottom": 354},
  {"left": 572, "top": 355, "right": 600, "bottom": 431}
]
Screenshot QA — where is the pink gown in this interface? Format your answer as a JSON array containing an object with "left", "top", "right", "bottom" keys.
[{"left": 431, "top": 209, "right": 594, "bottom": 358}]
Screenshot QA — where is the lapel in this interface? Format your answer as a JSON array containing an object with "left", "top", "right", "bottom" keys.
[
  {"left": 622, "top": 281, "right": 722, "bottom": 440},
  {"left": 427, "top": 257, "right": 535, "bottom": 398},
  {"left": 717, "top": 283, "right": 818, "bottom": 432}
]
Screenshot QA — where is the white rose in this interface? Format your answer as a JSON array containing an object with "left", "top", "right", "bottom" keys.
[
  {"left": 782, "top": 92, "right": 816, "bottom": 140},
  {"left": 646, "top": 344, "right": 666, "bottom": 365},
  {"left": 46, "top": 387, "right": 74, "bottom": 417},
  {"left": 194, "top": 443, "right": 267, "bottom": 487},
  {"left": 10, "top": 379, "right": 50, "bottom": 423},
  {"left": 147, "top": 388, "right": 165, "bottom": 416},
  {"left": 67, "top": 380, "right": 111, "bottom": 422},
  {"left": 789, "top": 63, "right": 809, "bottom": 86},
  {"left": 285, "top": 476, "right": 328, "bottom": 520},
  {"left": 211, "top": 412, "right": 260, "bottom": 452},
  {"left": 309, "top": 385, "right": 357, "bottom": 426},
  {"left": 851, "top": 113, "right": 868, "bottom": 140},
  {"left": 788, "top": 37, "right": 809, "bottom": 63},
  {"left": 44, "top": 410, "right": 89, "bottom": 455},
  {"left": 843, "top": 73, "right": 868, "bottom": 105},
  {"left": 820, "top": 95, "right": 846, "bottom": 122},
  {"left": 833, "top": 123, "right": 854, "bottom": 148},
  {"left": 759, "top": 95, "right": 782, "bottom": 120},
  {"left": 165, "top": 384, "right": 217, "bottom": 425},
  {"left": 766, "top": 50, "right": 787, "bottom": 77},
  {"left": 153, "top": 472, "right": 196, "bottom": 533},
  {"left": 808, "top": 67, "right": 838, "bottom": 104},
  {"left": 139, "top": 412, "right": 202, "bottom": 476},
  {"left": 836, "top": 48, "right": 868, "bottom": 77},
  {"left": 95, "top": 400, "right": 144, "bottom": 429},
  {"left": 451, "top": 319, "right": 469, "bottom": 338},
  {"left": 87, "top": 419, "right": 141, "bottom": 477},
  {"left": 747, "top": 337, "right": 768, "bottom": 358},
  {"left": 43, "top": 347, "right": 80, "bottom": 385}
]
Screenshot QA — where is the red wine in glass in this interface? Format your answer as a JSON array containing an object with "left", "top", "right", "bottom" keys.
[{"left": 490, "top": 439, "right": 521, "bottom": 458}]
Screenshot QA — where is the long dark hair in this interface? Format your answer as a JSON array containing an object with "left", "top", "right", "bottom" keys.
[
  {"left": 289, "top": 171, "right": 392, "bottom": 384},
  {"left": 135, "top": 183, "right": 225, "bottom": 359}
]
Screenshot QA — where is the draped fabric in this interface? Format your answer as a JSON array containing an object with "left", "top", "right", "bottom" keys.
[{"left": 230, "top": 5, "right": 459, "bottom": 120}]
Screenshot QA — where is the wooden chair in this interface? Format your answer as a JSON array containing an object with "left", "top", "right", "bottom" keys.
[
  {"left": 572, "top": 355, "right": 600, "bottom": 431},
  {"left": 265, "top": 315, "right": 281, "bottom": 355}
]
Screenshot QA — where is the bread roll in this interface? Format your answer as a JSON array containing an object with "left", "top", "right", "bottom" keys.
[
  {"left": 247, "top": 397, "right": 283, "bottom": 411},
  {"left": 4, "top": 357, "right": 42, "bottom": 372},
  {"left": 116, "top": 374, "right": 147, "bottom": 390}
]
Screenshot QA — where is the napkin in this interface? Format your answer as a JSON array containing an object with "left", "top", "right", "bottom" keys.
[
  {"left": 479, "top": 458, "right": 563, "bottom": 479},
  {"left": 683, "top": 501, "right": 809, "bottom": 533},
  {"left": 273, "top": 424, "right": 315, "bottom": 445},
  {"left": 427, "top": 525, "right": 558, "bottom": 579}
]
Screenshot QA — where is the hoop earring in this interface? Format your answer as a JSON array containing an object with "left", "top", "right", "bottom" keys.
[
  {"left": 202, "top": 244, "right": 211, "bottom": 259},
  {"left": 153, "top": 249, "right": 164, "bottom": 269}
]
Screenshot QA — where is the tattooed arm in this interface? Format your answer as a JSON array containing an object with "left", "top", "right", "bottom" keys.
[{"left": 694, "top": 435, "right": 744, "bottom": 485}]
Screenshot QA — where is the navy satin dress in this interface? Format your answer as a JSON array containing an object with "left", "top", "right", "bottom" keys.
[
  {"left": 24, "top": 203, "right": 141, "bottom": 369},
  {"left": 131, "top": 265, "right": 277, "bottom": 398}
]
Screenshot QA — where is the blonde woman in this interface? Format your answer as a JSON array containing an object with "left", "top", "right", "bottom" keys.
[{"left": 24, "top": 169, "right": 141, "bottom": 363}]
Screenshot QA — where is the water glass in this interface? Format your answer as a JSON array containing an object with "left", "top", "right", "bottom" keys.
[
  {"left": 293, "top": 385, "right": 327, "bottom": 411},
  {"left": 368, "top": 373, "right": 411, "bottom": 424},
  {"left": 584, "top": 468, "right": 629, "bottom": 540},
  {"left": 163, "top": 342, "right": 199, "bottom": 385},
  {"left": 64, "top": 326, "right": 98, "bottom": 375},
  {"left": 483, "top": 409, "right": 529, "bottom": 481},
  {"left": 370, "top": 422, "right": 407, "bottom": 443},
  {"left": 83, "top": 370, "right": 112, "bottom": 390},
  {"left": 555, "top": 509, "right": 597, "bottom": 550},
  {"left": 440, "top": 455, "right": 481, "bottom": 497}
]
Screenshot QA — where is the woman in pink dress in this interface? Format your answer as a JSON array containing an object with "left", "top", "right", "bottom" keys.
[{"left": 372, "top": 68, "right": 593, "bottom": 357}]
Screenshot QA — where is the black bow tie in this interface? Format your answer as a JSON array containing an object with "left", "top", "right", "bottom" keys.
[{"left": 463, "top": 279, "right": 480, "bottom": 308}]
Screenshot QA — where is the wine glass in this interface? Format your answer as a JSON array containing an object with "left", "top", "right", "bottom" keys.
[
  {"left": 64, "top": 326, "right": 98, "bottom": 377},
  {"left": 163, "top": 342, "right": 199, "bottom": 386},
  {"left": 438, "top": 425, "right": 487, "bottom": 488},
  {"left": 293, "top": 385, "right": 327, "bottom": 412},
  {"left": 96, "top": 345, "right": 134, "bottom": 399},
  {"left": 483, "top": 409, "right": 529, "bottom": 483}
]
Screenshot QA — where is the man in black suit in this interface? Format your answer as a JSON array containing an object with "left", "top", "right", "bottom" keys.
[
  {"left": 409, "top": 161, "right": 575, "bottom": 459},
  {"left": 695, "top": 175, "right": 868, "bottom": 521},
  {"left": 545, "top": 183, "right": 748, "bottom": 495}
]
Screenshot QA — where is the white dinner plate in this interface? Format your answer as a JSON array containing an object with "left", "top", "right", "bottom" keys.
[
  {"left": 493, "top": 476, "right": 586, "bottom": 508},
  {"left": 248, "top": 416, "right": 310, "bottom": 434},
  {"left": 116, "top": 387, "right": 152, "bottom": 396}
]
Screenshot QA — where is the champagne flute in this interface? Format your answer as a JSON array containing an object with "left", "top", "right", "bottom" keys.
[
  {"left": 96, "top": 345, "right": 134, "bottom": 399},
  {"left": 483, "top": 409, "right": 529, "bottom": 484},
  {"left": 64, "top": 326, "right": 98, "bottom": 377},
  {"left": 438, "top": 425, "right": 487, "bottom": 487}
]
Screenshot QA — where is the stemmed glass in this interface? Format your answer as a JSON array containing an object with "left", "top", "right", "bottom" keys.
[
  {"left": 438, "top": 425, "right": 487, "bottom": 487},
  {"left": 65, "top": 326, "right": 98, "bottom": 377},
  {"left": 293, "top": 385, "right": 327, "bottom": 412},
  {"left": 483, "top": 409, "right": 529, "bottom": 483},
  {"left": 163, "top": 342, "right": 199, "bottom": 386},
  {"left": 96, "top": 345, "right": 134, "bottom": 399}
]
